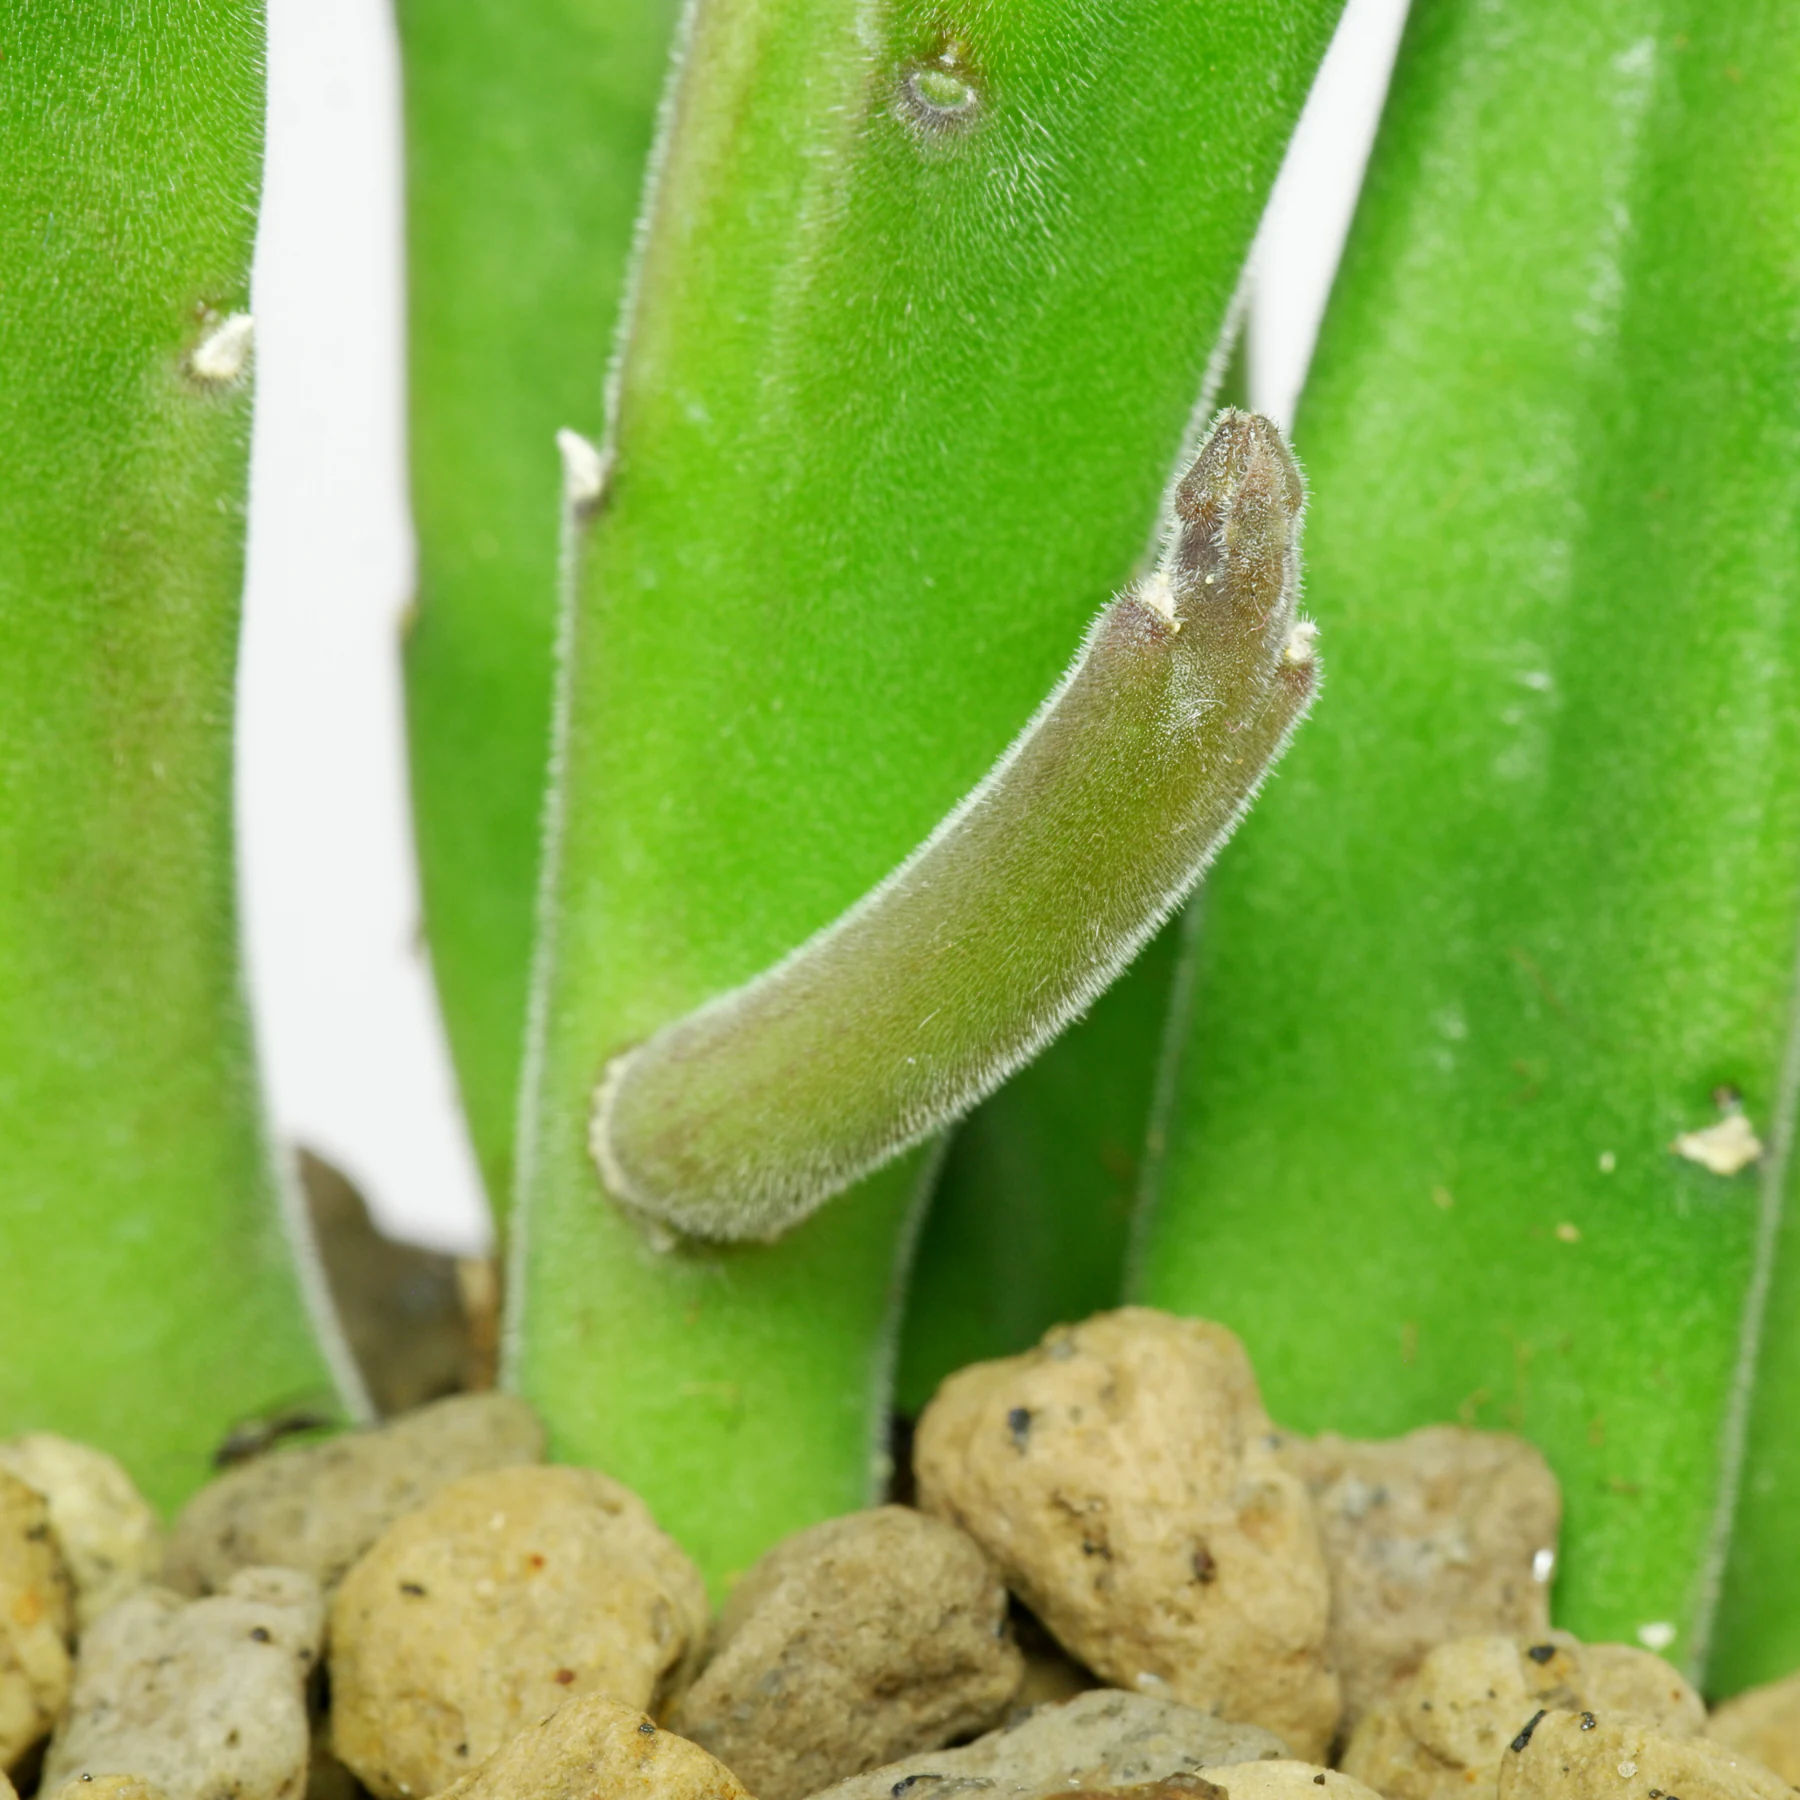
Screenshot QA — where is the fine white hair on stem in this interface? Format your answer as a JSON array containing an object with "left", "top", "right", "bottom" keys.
[{"left": 592, "top": 410, "right": 1318, "bottom": 1243}]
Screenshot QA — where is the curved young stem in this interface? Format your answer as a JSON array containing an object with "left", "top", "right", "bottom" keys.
[
  {"left": 594, "top": 413, "right": 1316, "bottom": 1242},
  {"left": 892, "top": 330, "right": 1257, "bottom": 1413}
]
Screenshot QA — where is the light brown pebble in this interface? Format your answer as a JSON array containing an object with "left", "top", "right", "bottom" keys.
[
  {"left": 1709, "top": 1669, "right": 1800, "bottom": 1784},
  {"left": 40, "top": 1566, "right": 322, "bottom": 1800},
  {"left": 330, "top": 1465, "right": 707, "bottom": 1800},
  {"left": 45, "top": 1776, "right": 171, "bottom": 1800},
  {"left": 1202, "top": 1762, "right": 1388, "bottom": 1800},
  {"left": 165, "top": 1393, "right": 543, "bottom": 1597},
  {"left": 434, "top": 1693, "right": 748, "bottom": 1800},
  {"left": 915, "top": 1308, "right": 1340, "bottom": 1758},
  {"left": 1342, "top": 1634, "right": 1704, "bottom": 1800},
  {"left": 806, "top": 1687, "right": 1292, "bottom": 1800},
  {"left": 0, "top": 1436, "right": 163, "bottom": 1631},
  {"left": 668, "top": 1505, "right": 1021, "bottom": 1799},
  {"left": 0, "top": 1468, "right": 75, "bottom": 1773},
  {"left": 1279, "top": 1428, "right": 1560, "bottom": 1725},
  {"left": 1497, "top": 1710, "right": 1790, "bottom": 1800},
  {"left": 1576, "top": 1645, "right": 1705, "bottom": 1735}
]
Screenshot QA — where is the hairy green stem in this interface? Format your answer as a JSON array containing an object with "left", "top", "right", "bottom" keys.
[
  {"left": 0, "top": 2, "right": 361, "bottom": 1508},
  {"left": 1136, "top": 0, "right": 1800, "bottom": 1685},
  {"left": 512, "top": 0, "right": 1344, "bottom": 1585}
]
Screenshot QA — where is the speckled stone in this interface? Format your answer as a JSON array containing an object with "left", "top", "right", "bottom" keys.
[
  {"left": 1709, "top": 1670, "right": 1800, "bottom": 1784},
  {"left": 0, "top": 1435, "right": 163, "bottom": 1630},
  {"left": 40, "top": 1566, "right": 322, "bottom": 1800},
  {"left": 806, "top": 1687, "right": 1291, "bottom": 1800},
  {"left": 1498, "top": 1710, "right": 1789, "bottom": 1800},
  {"left": 433, "top": 1694, "right": 748, "bottom": 1800},
  {"left": 916, "top": 1309, "right": 1340, "bottom": 1757},
  {"left": 669, "top": 1505, "right": 1020, "bottom": 1799},
  {"left": 166, "top": 1393, "right": 544, "bottom": 1597},
  {"left": 1342, "top": 1634, "right": 1704, "bottom": 1800},
  {"left": 329, "top": 1465, "right": 708, "bottom": 1800},
  {"left": 1279, "top": 1428, "right": 1560, "bottom": 1726},
  {"left": 0, "top": 1468, "right": 75, "bottom": 1773}
]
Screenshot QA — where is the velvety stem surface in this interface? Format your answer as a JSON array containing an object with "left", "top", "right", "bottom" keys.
[
  {"left": 1136, "top": 0, "right": 1800, "bottom": 1687},
  {"left": 512, "top": 0, "right": 1344, "bottom": 1586},
  {"left": 0, "top": 4, "right": 360, "bottom": 1508}
]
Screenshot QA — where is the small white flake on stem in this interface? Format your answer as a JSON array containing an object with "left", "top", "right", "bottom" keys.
[
  {"left": 189, "top": 312, "right": 254, "bottom": 384},
  {"left": 1673, "top": 1104, "right": 1763, "bottom": 1176},
  {"left": 556, "top": 428, "right": 611, "bottom": 517}
]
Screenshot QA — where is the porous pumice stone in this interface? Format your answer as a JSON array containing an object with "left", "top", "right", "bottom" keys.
[
  {"left": 1278, "top": 1428, "right": 1560, "bottom": 1726},
  {"left": 329, "top": 1464, "right": 708, "bottom": 1800},
  {"left": 1342, "top": 1634, "right": 1704, "bottom": 1800},
  {"left": 433, "top": 1693, "right": 749, "bottom": 1800},
  {"left": 166, "top": 1392, "right": 543, "bottom": 1597},
  {"left": 807, "top": 1687, "right": 1291, "bottom": 1800},
  {"left": 1497, "top": 1711, "right": 1790, "bottom": 1800},
  {"left": 1708, "top": 1670, "right": 1800, "bottom": 1784},
  {"left": 0, "top": 1436, "right": 164, "bottom": 1631},
  {"left": 40, "top": 1565, "right": 322, "bottom": 1800},
  {"left": 0, "top": 1468, "right": 75, "bottom": 1773},
  {"left": 668, "top": 1504, "right": 1022, "bottom": 1799},
  {"left": 915, "top": 1308, "right": 1341, "bottom": 1758}
]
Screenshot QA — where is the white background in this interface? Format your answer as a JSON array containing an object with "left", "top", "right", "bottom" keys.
[{"left": 239, "top": 0, "right": 1414, "bottom": 1252}]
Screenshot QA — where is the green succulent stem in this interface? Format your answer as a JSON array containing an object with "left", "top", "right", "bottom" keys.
[
  {"left": 1135, "top": 0, "right": 1800, "bottom": 1688},
  {"left": 511, "top": 0, "right": 1344, "bottom": 1585},
  {"left": 0, "top": 2, "right": 361, "bottom": 1509}
]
